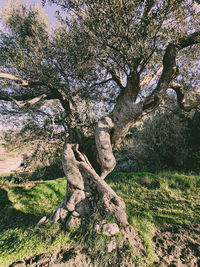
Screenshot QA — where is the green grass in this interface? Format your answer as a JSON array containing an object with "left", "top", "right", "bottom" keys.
[
  {"left": 107, "top": 172, "right": 200, "bottom": 225},
  {"left": 0, "top": 172, "right": 200, "bottom": 266},
  {"left": 0, "top": 178, "right": 70, "bottom": 266},
  {"left": 107, "top": 171, "right": 200, "bottom": 264}
]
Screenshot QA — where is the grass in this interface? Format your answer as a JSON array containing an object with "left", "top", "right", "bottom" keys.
[
  {"left": 0, "top": 172, "right": 200, "bottom": 266},
  {"left": 107, "top": 171, "right": 200, "bottom": 263},
  {"left": 0, "top": 178, "right": 70, "bottom": 266}
]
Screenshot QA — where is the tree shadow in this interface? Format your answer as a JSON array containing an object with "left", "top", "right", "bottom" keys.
[{"left": 0, "top": 187, "right": 40, "bottom": 232}]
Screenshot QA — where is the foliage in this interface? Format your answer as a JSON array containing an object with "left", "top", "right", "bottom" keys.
[
  {"left": 0, "top": 1, "right": 110, "bottom": 134},
  {"left": 0, "top": 0, "right": 199, "bottom": 134},
  {"left": 1, "top": 172, "right": 200, "bottom": 266},
  {"left": 0, "top": 1, "right": 199, "bottom": 182},
  {"left": 116, "top": 108, "right": 200, "bottom": 173}
]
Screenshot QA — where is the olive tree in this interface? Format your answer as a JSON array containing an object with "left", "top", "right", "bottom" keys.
[{"left": 0, "top": 0, "right": 200, "bottom": 249}]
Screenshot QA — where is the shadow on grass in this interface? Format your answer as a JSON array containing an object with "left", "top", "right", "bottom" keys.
[{"left": 0, "top": 188, "right": 40, "bottom": 232}]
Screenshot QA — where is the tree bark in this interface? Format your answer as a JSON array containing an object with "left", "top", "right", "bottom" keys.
[
  {"left": 47, "top": 117, "right": 130, "bottom": 227},
  {"left": 36, "top": 109, "right": 145, "bottom": 253}
]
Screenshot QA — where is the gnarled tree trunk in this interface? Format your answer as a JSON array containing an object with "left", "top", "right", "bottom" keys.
[{"left": 36, "top": 98, "right": 146, "bottom": 254}]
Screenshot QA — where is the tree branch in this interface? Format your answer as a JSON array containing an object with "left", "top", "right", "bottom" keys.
[
  {"left": 88, "top": 78, "right": 113, "bottom": 89},
  {"left": 9, "top": 94, "right": 47, "bottom": 108},
  {"left": 140, "top": 31, "right": 200, "bottom": 113},
  {"left": 140, "top": 67, "right": 163, "bottom": 90},
  {"left": 149, "top": 31, "right": 200, "bottom": 99},
  {"left": 169, "top": 82, "right": 200, "bottom": 112},
  {"left": 0, "top": 72, "right": 46, "bottom": 87},
  {"left": 0, "top": 71, "right": 75, "bottom": 122},
  {"left": 142, "top": 95, "right": 160, "bottom": 114},
  {"left": 175, "top": 31, "right": 200, "bottom": 50},
  {"left": 108, "top": 68, "right": 125, "bottom": 91}
]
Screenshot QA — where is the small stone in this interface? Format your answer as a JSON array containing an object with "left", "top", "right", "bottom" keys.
[
  {"left": 107, "top": 237, "right": 117, "bottom": 253},
  {"left": 102, "top": 223, "right": 120, "bottom": 236},
  {"left": 94, "top": 221, "right": 101, "bottom": 233},
  {"left": 72, "top": 211, "right": 80, "bottom": 217}
]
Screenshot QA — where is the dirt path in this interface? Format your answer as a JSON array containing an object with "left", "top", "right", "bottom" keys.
[
  {"left": 0, "top": 156, "right": 22, "bottom": 173},
  {"left": 0, "top": 143, "right": 23, "bottom": 173}
]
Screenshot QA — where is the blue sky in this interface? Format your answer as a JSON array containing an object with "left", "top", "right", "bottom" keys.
[{"left": 0, "top": 0, "right": 60, "bottom": 30}]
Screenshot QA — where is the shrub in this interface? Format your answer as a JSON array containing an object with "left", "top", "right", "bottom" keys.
[{"left": 116, "top": 109, "right": 200, "bottom": 173}]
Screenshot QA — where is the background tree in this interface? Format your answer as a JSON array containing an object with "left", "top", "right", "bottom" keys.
[{"left": 0, "top": 0, "right": 200, "bottom": 250}]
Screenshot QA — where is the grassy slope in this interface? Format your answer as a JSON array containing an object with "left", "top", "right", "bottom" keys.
[{"left": 0, "top": 172, "right": 200, "bottom": 266}]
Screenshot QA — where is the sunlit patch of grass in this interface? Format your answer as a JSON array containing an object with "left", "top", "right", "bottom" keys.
[
  {"left": 0, "top": 177, "right": 68, "bottom": 267},
  {"left": 107, "top": 172, "right": 200, "bottom": 226},
  {"left": 107, "top": 171, "right": 200, "bottom": 264},
  {"left": 8, "top": 178, "right": 67, "bottom": 216}
]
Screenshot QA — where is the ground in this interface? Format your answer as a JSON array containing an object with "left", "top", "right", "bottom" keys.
[
  {"left": 153, "top": 224, "right": 200, "bottom": 267},
  {"left": 0, "top": 145, "right": 23, "bottom": 173},
  {"left": 0, "top": 153, "right": 200, "bottom": 267},
  {"left": 9, "top": 224, "right": 200, "bottom": 267}
]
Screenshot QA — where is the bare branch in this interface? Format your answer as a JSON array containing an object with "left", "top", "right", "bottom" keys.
[
  {"left": 169, "top": 82, "right": 200, "bottom": 112},
  {"left": 0, "top": 71, "right": 74, "bottom": 121},
  {"left": 149, "top": 31, "right": 200, "bottom": 100},
  {"left": 9, "top": 94, "right": 47, "bottom": 108},
  {"left": 108, "top": 68, "right": 125, "bottom": 90},
  {"left": 89, "top": 78, "right": 113, "bottom": 89},
  {"left": 0, "top": 72, "right": 46, "bottom": 87},
  {"left": 175, "top": 31, "right": 200, "bottom": 50},
  {"left": 142, "top": 0, "right": 155, "bottom": 19}
]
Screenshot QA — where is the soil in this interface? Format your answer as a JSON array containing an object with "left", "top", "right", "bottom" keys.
[
  {"left": 10, "top": 224, "right": 200, "bottom": 267},
  {"left": 153, "top": 224, "right": 200, "bottom": 267}
]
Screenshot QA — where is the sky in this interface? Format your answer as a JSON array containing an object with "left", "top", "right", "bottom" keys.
[{"left": 0, "top": 0, "right": 60, "bottom": 30}]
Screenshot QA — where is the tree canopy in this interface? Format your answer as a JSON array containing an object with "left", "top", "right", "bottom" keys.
[{"left": 0, "top": 0, "right": 199, "bottom": 134}]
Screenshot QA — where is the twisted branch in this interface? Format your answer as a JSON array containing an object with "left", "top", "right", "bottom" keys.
[{"left": 169, "top": 82, "right": 200, "bottom": 112}]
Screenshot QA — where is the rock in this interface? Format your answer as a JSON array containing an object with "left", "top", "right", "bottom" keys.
[
  {"left": 66, "top": 215, "right": 81, "bottom": 229},
  {"left": 93, "top": 221, "right": 101, "bottom": 233},
  {"left": 107, "top": 237, "right": 117, "bottom": 253},
  {"left": 72, "top": 211, "right": 80, "bottom": 217},
  {"left": 102, "top": 223, "right": 120, "bottom": 236}
]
